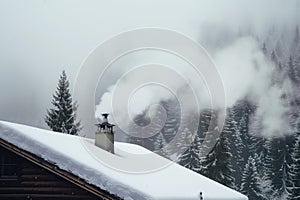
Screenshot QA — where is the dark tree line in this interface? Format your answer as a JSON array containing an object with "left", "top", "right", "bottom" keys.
[
  {"left": 179, "top": 26, "right": 300, "bottom": 200},
  {"left": 127, "top": 25, "right": 300, "bottom": 200}
]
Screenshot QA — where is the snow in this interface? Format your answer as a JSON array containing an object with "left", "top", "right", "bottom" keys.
[{"left": 0, "top": 121, "right": 248, "bottom": 200}]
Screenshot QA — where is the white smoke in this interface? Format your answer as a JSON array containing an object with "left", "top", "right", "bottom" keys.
[
  {"left": 213, "top": 37, "right": 271, "bottom": 107},
  {"left": 95, "top": 36, "right": 294, "bottom": 137},
  {"left": 95, "top": 84, "right": 173, "bottom": 125},
  {"left": 95, "top": 49, "right": 210, "bottom": 127},
  {"left": 214, "top": 37, "right": 292, "bottom": 137}
]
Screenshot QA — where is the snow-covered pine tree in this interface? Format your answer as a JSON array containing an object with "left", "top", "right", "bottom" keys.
[
  {"left": 289, "top": 26, "right": 300, "bottom": 85},
  {"left": 200, "top": 127, "right": 235, "bottom": 189},
  {"left": 179, "top": 133, "right": 201, "bottom": 173},
  {"left": 45, "top": 70, "right": 81, "bottom": 135},
  {"left": 160, "top": 99, "right": 180, "bottom": 143},
  {"left": 240, "top": 154, "right": 267, "bottom": 200},
  {"left": 153, "top": 132, "right": 167, "bottom": 151},
  {"left": 260, "top": 172, "right": 274, "bottom": 200},
  {"left": 294, "top": 50, "right": 300, "bottom": 82},
  {"left": 260, "top": 138, "right": 276, "bottom": 198},
  {"left": 247, "top": 134, "right": 265, "bottom": 170},
  {"left": 275, "top": 36, "right": 288, "bottom": 63},
  {"left": 175, "top": 128, "right": 192, "bottom": 155},
  {"left": 231, "top": 100, "right": 256, "bottom": 178},
  {"left": 287, "top": 135, "right": 300, "bottom": 200},
  {"left": 264, "top": 136, "right": 294, "bottom": 198},
  {"left": 288, "top": 56, "right": 300, "bottom": 84},
  {"left": 197, "top": 109, "right": 216, "bottom": 155},
  {"left": 285, "top": 134, "right": 297, "bottom": 199},
  {"left": 231, "top": 100, "right": 254, "bottom": 154},
  {"left": 198, "top": 110, "right": 219, "bottom": 160},
  {"left": 236, "top": 102, "right": 265, "bottom": 172},
  {"left": 197, "top": 109, "right": 214, "bottom": 139},
  {"left": 153, "top": 132, "right": 170, "bottom": 158},
  {"left": 226, "top": 108, "right": 245, "bottom": 189},
  {"left": 291, "top": 26, "right": 300, "bottom": 58}
]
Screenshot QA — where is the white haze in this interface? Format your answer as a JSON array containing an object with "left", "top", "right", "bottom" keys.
[
  {"left": 95, "top": 49, "right": 210, "bottom": 123},
  {"left": 95, "top": 36, "right": 294, "bottom": 137},
  {"left": 213, "top": 37, "right": 292, "bottom": 137},
  {"left": 0, "top": 0, "right": 299, "bottom": 137}
]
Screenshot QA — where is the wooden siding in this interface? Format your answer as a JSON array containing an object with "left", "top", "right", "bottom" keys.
[{"left": 0, "top": 141, "right": 120, "bottom": 200}]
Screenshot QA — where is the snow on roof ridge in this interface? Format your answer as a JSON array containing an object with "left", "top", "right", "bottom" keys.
[
  {"left": 0, "top": 121, "right": 248, "bottom": 200},
  {"left": 0, "top": 121, "right": 148, "bottom": 200}
]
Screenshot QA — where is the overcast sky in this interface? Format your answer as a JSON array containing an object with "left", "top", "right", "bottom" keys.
[{"left": 0, "top": 0, "right": 298, "bottom": 131}]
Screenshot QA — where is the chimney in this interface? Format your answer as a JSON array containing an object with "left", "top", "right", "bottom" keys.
[{"left": 95, "top": 113, "right": 115, "bottom": 153}]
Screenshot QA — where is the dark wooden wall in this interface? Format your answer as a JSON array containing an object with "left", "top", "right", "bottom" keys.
[{"left": 0, "top": 145, "right": 102, "bottom": 200}]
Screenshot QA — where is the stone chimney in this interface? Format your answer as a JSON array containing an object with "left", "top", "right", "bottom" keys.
[{"left": 95, "top": 113, "right": 114, "bottom": 153}]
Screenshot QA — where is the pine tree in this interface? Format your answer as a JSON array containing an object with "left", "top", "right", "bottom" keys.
[
  {"left": 198, "top": 110, "right": 219, "bottom": 158},
  {"left": 262, "top": 42, "right": 268, "bottom": 56},
  {"left": 291, "top": 26, "right": 300, "bottom": 58},
  {"left": 197, "top": 109, "right": 214, "bottom": 143},
  {"left": 179, "top": 133, "right": 201, "bottom": 173},
  {"left": 45, "top": 70, "right": 81, "bottom": 135},
  {"left": 247, "top": 134, "right": 265, "bottom": 169},
  {"left": 264, "top": 136, "right": 295, "bottom": 198},
  {"left": 275, "top": 36, "right": 288, "bottom": 62},
  {"left": 232, "top": 100, "right": 253, "bottom": 137},
  {"left": 153, "top": 132, "right": 170, "bottom": 158},
  {"left": 175, "top": 128, "right": 192, "bottom": 154},
  {"left": 287, "top": 135, "right": 300, "bottom": 200},
  {"left": 266, "top": 138, "right": 286, "bottom": 196},
  {"left": 262, "top": 138, "right": 277, "bottom": 198},
  {"left": 240, "top": 155, "right": 266, "bottom": 200},
  {"left": 226, "top": 109, "right": 245, "bottom": 188},
  {"left": 271, "top": 50, "right": 279, "bottom": 66},
  {"left": 288, "top": 56, "right": 300, "bottom": 84},
  {"left": 160, "top": 99, "right": 180, "bottom": 143},
  {"left": 153, "top": 132, "right": 167, "bottom": 151},
  {"left": 294, "top": 48, "right": 300, "bottom": 79},
  {"left": 260, "top": 172, "right": 274, "bottom": 200},
  {"left": 289, "top": 26, "right": 300, "bottom": 86},
  {"left": 232, "top": 100, "right": 254, "bottom": 159},
  {"left": 200, "top": 130, "right": 235, "bottom": 189}
]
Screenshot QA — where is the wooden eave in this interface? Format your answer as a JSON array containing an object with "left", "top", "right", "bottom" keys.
[{"left": 0, "top": 138, "right": 121, "bottom": 200}]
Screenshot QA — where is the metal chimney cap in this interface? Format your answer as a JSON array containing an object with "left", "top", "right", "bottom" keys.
[{"left": 102, "top": 113, "right": 109, "bottom": 118}]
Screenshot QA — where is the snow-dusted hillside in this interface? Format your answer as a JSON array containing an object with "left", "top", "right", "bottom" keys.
[{"left": 0, "top": 121, "right": 247, "bottom": 200}]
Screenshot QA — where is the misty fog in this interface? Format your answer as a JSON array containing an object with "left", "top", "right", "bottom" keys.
[{"left": 0, "top": 0, "right": 299, "bottom": 137}]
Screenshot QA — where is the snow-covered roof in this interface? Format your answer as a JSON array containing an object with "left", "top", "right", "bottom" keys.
[{"left": 0, "top": 121, "right": 247, "bottom": 200}]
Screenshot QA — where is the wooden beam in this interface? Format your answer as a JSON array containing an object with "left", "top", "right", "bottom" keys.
[{"left": 0, "top": 139, "right": 120, "bottom": 200}]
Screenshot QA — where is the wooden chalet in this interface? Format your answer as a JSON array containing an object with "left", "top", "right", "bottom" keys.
[
  {"left": 0, "top": 120, "right": 248, "bottom": 200},
  {"left": 0, "top": 138, "right": 120, "bottom": 200}
]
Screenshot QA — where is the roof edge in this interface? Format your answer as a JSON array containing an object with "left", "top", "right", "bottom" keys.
[{"left": 0, "top": 138, "right": 121, "bottom": 200}]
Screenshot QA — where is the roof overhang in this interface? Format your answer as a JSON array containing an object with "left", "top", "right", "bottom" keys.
[{"left": 0, "top": 138, "right": 120, "bottom": 200}]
